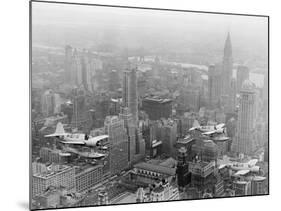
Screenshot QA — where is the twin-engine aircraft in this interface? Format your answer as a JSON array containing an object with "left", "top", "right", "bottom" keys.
[{"left": 45, "top": 122, "right": 109, "bottom": 147}]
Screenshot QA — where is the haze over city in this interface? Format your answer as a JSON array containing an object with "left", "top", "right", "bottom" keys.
[
  {"left": 31, "top": 1, "right": 269, "bottom": 210},
  {"left": 32, "top": 2, "right": 268, "bottom": 70}
]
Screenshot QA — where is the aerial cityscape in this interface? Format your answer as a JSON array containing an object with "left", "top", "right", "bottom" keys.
[{"left": 30, "top": 2, "right": 269, "bottom": 210}]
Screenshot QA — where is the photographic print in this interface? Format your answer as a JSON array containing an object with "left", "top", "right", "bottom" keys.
[{"left": 30, "top": 1, "right": 269, "bottom": 210}]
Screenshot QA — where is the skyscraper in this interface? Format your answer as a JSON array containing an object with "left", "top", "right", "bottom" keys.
[
  {"left": 176, "top": 147, "right": 191, "bottom": 191},
  {"left": 208, "top": 64, "right": 223, "bottom": 107},
  {"left": 81, "top": 50, "right": 93, "bottom": 92},
  {"left": 156, "top": 119, "right": 178, "bottom": 157},
  {"left": 72, "top": 49, "right": 83, "bottom": 86},
  {"left": 64, "top": 45, "right": 73, "bottom": 82},
  {"left": 128, "top": 67, "right": 139, "bottom": 126},
  {"left": 71, "top": 86, "right": 90, "bottom": 130},
  {"left": 119, "top": 107, "right": 136, "bottom": 163},
  {"left": 122, "top": 70, "right": 129, "bottom": 107},
  {"left": 41, "top": 89, "right": 55, "bottom": 117},
  {"left": 236, "top": 80, "right": 257, "bottom": 154},
  {"left": 104, "top": 116, "right": 129, "bottom": 175},
  {"left": 237, "top": 65, "right": 250, "bottom": 92},
  {"left": 228, "top": 77, "right": 237, "bottom": 113},
  {"left": 222, "top": 32, "right": 233, "bottom": 96}
]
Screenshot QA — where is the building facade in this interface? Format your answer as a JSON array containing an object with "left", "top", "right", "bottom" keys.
[
  {"left": 105, "top": 116, "right": 129, "bottom": 175},
  {"left": 75, "top": 165, "right": 103, "bottom": 193},
  {"left": 32, "top": 165, "right": 76, "bottom": 197},
  {"left": 235, "top": 80, "right": 257, "bottom": 154},
  {"left": 142, "top": 97, "right": 172, "bottom": 121}
]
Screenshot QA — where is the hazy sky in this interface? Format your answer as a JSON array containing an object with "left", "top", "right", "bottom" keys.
[{"left": 32, "top": 1, "right": 268, "bottom": 65}]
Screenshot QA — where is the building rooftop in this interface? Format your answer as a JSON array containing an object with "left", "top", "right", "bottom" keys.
[
  {"left": 33, "top": 165, "right": 73, "bottom": 179},
  {"left": 75, "top": 164, "right": 103, "bottom": 176},
  {"left": 134, "top": 162, "right": 176, "bottom": 176}
]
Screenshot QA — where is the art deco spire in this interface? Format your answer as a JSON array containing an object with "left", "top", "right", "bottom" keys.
[{"left": 224, "top": 32, "right": 232, "bottom": 59}]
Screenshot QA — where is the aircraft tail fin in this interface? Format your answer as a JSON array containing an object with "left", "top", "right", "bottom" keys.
[
  {"left": 193, "top": 120, "right": 200, "bottom": 128},
  {"left": 55, "top": 122, "right": 65, "bottom": 135},
  {"left": 248, "top": 159, "right": 258, "bottom": 166},
  {"left": 45, "top": 122, "right": 66, "bottom": 137},
  {"left": 189, "top": 120, "right": 200, "bottom": 131}
]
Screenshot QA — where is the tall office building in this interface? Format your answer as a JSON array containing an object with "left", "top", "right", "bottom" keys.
[
  {"left": 122, "top": 70, "right": 130, "bottom": 107},
  {"left": 122, "top": 66, "right": 138, "bottom": 126},
  {"left": 41, "top": 89, "right": 55, "bottom": 117},
  {"left": 208, "top": 64, "right": 223, "bottom": 107},
  {"left": 109, "top": 69, "right": 120, "bottom": 91},
  {"left": 119, "top": 107, "right": 136, "bottom": 163},
  {"left": 81, "top": 50, "right": 93, "bottom": 92},
  {"left": 71, "top": 86, "right": 90, "bottom": 130},
  {"left": 228, "top": 77, "right": 237, "bottom": 113},
  {"left": 176, "top": 147, "right": 191, "bottom": 190},
  {"left": 237, "top": 65, "right": 250, "bottom": 92},
  {"left": 181, "top": 85, "right": 200, "bottom": 111},
  {"left": 64, "top": 45, "right": 73, "bottom": 82},
  {"left": 104, "top": 116, "right": 129, "bottom": 175},
  {"left": 156, "top": 119, "right": 177, "bottom": 157},
  {"left": 128, "top": 67, "right": 139, "bottom": 126},
  {"left": 235, "top": 80, "right": 257, "bottom": 154},
  {"left": 72, "top": 49, "right": 83, "bottom": 86},
  {"left": 222, "top": 32, "right": 233, "bottom": 96}
]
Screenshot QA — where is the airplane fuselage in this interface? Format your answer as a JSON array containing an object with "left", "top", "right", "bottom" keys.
[
  {"left": 198, "top": 125, "right": 216, "bottom": 132},
  {"left": 62, "top": 133, "right": 88, "bottom": 142}
]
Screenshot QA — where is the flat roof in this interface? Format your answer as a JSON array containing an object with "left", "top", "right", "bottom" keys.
[
  {"left": 33, "top": 165, "right": 73, "bottom": 179},
  {"left": 75, "top": 164, "right": 103, "bottom": 175}
]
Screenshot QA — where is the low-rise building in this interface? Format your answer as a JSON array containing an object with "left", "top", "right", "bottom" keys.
[
  {"left": 75, "top": 165, "right": 103, "bottom": 193},
  {"left": 32, "top": 164, "right": 76, "bottom": 197},
  {"left": 130, "top": 162, "right": 176, "bottom": 185},
  {"left": 189, "top": 160, "right": 215, "bottom": 178}
]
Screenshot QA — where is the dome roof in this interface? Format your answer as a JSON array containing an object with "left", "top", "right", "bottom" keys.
[{"left": 242, "top": 79, "right": 255, "bottom": 91}]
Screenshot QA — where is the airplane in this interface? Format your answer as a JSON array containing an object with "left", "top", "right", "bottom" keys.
[
  {"left": 189, "top": 122, "right": 226, "bottom": 136},
  {"left": 218, "top": 157, "right": 260, "bottom": 176},
  {"left": 45, "top": 122, "right": 109, "bottom": 147}
]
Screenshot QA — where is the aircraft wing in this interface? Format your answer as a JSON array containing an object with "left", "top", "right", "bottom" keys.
[
  {"left": 60, "top": 140, "right": 86, "bottom": 145},
  {"left": 248, "top": 159, "right": 258, "bottom": 166},
  {"left": 218, "top": 164, "right": 227, "bottom": 169},
  {"left": 202, "top": 130, "right": 216, "bottom": 135},
  {"left": 45, "top": 133, "right": 68, "bottom": 137},
  {"left": 234, "top": 169, "right": 250, "bottom": 176}
]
